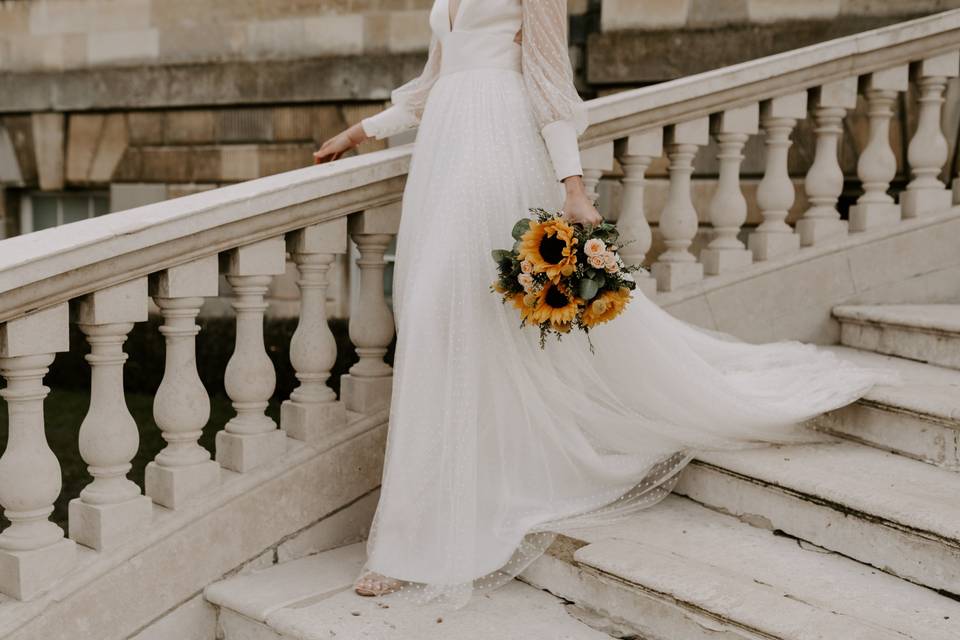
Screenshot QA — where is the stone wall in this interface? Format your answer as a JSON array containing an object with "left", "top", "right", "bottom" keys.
[
  {"left": 0, "top": 0, "right": 434, "bottom": 73},
  {"left": 599, "top": 0, "right": 960, "bottom": 32}
]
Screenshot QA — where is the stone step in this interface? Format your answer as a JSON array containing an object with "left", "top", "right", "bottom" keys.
[
  {"left": 674, "top": 439, "right": 960, "bottom": 596},
  {"left": 521, "top": 495, "right": 960, "bottom": 640},
  {"left": 833, "top": 304, "right": 960, "bottom": 369},
  {"left": 204, "top": 542, "right": 610, "bottom": 639},
  {"left": 814, "top": 346, "right": 960, "bottom": 470}
]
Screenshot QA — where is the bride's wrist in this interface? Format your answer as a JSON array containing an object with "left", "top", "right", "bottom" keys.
[{"left": 562, "top": 175, "right": 587, "bottom": 198}]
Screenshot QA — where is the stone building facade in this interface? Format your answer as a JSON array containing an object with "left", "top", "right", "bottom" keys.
[{"left": 1, "top": 0, "right": 958, "bottom": 313}]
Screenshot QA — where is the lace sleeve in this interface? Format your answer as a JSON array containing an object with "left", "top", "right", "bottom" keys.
[
  {"left": 522, "top": 0, "right": 587, "bottom": 181},
  {"left": 361, "top": 35, "right": 443, "bottom": 140}
]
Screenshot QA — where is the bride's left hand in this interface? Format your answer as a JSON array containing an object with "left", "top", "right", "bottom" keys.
[{"left": 560, "top": 176, "right": 603, "bottom": 227}]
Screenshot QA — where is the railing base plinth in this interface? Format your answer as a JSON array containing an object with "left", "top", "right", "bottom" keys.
[
  {"left": 145, "top": 459, "right": 221, "bottom": 509},
  {"left": 0, "top": 537, "right": 75, "bottom": 601},
  {"left": 340, "top": 374, "right": 392, "bottom": 414},
  {"left": 634, "top": 274, "right": 658, "bottom": 299},
  {"left": 748, "top": 231, "right": 800, "bottom": 262},
  {"left": 216, "top": 429, "right": 288, "bottom": 473},
  {"left": 900, "top": 188, "right": 952, "bottom": 218},
  {"left": 281, "top": 400, "right": 347, "bottom": 446},
  {"left": 797, "top": 217, "right": 848, "bottom": 247},
  {"left": 68, "top": 494, "right": 152, "bottom": 552},
  {"left": 700, "top": 247, "right": 753, "bottom": 276},
  {"left": 651, "top": 261, "right": 704, "bottom": 292},
  {"left": 849, "top": 202, "right": 901, "bottom": 232}
]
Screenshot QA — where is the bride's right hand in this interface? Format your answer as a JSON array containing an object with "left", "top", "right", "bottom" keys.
[{"left": 313, "top": 123, "right": 370, "bottom": 164}]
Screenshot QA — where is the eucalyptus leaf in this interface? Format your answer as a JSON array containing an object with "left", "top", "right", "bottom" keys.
[
  {"left": 491, "top": 249, "right": 513, "bottom": 264},
  {"left": 511, "top": 218, "right": 532, "bottom": 240},
  {"left": 578, "top": 278, "right": 600, "bottom": 300}
]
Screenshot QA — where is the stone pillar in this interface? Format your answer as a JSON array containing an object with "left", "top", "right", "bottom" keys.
[
  {"left": 849, "top": 65, "right": 909, "bottom": 232},
  {"left": 217, "top": 237, "right": 288, "bottom": 473},
  {"left": 69, "top": 279, "right": 152, "bottom": 551},
  {"left": 902, "top": 52, "right": 960, "bottom": 217},
  {"left": 700, "top": 104, "right": 758, "bottom": 275},
  {"left": 581, "top": 142, "right": 614, "bottom": 205},
  {"left": 748, "top": 92, "right": 807, "bottom": 261},
  {"left": 615, "top": 130, "right": 662, "bottom": 297},
  {"left": 651, "top": 117, "right": 709, "bottom": 291},
  {"left": 797, "top": 77, "right": 858, "bottom": 246},
  {"left": 341, "top": 203, "right": 401, "bottom": 414},
  {"left": 0, "top": 303, "right": 75, "bottom": 600},
  {"left": 147, "top": 256, "right": 221, "bottom": 509},
  {"left": 281, "top": 219, "right": 350, "bottom": 446}
]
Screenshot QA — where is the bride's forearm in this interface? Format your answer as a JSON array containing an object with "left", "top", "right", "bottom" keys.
[{"left": 562, "top": 175, "right": 587, "bottom": 197}]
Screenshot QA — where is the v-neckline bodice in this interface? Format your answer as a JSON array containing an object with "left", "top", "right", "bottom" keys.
[{"left": 447, "top": 0, "right": 464, "bottom": 32}]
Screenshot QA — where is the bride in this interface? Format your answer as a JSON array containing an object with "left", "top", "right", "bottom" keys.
[{"left": 313, "top": 0, "right": 900, "bottom": 608}]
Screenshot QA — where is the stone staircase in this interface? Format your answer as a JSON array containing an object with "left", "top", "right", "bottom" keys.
[{"left": 202, "top": 304, "right": 960, "bottom": 640}]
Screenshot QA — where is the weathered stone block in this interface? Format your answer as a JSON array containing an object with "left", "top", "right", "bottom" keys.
[
  {"left": 87, "top": 28, "right": 159, "bottom": 66},
  {"left": 340, "top": 374, "right": 392, "bottom": 414},
  {"left": 145, "top": 459, "right": 221, "bottom": 510},
  {"left": 747, "top": 0, "right": 840, "bottom": 22},
  {"left": 66, "top": 114, "right": 103, "bottom": 183},
  {"left": 651, "top": 260, "right": 703, "bottom": 292},
  {"left": 127, "top": 112, "right": 166, "bottom": 145},
  {"left": 165, "top": 110, "right": 216, "bottom": 145},
  {"left": 601, "top": 0, "right": 691, "bottom": 31},
  {"left": 88, "top": 113, "right": 129, "bottom": 183},
  {"left": 215, "top": 429, "right": 287, "bottom": 473},
  {"left": 0, "top": 537, "right": 75, "bottom": 601},
  {"left": 68, "top": 495, "right": 153, "bottom": 551},
  {"left": 281, "top": 400, "right": 348, "bottom": 447},
  {"left": 31, "top": 112, "right": 64, "bottom": 191},
  {"left": 0, "top": 303, "right": 69, "bottom": 358},
  {"left": 387, "top": 10, "right": 432, "bottom": 53},
  {"left": 220, "top": 144, "right": 260, "bottom": 181}
]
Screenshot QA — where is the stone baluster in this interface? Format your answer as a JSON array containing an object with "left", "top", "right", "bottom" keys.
[
  {"left": 147, "top": 256, "right": 221, "bottom": 508},
  {"left": 217, "top": 237, "right": 288, "bottom": 473},
  {"left": 651, "top": 117, "right": 709, "bottom": 292},
  {"left": 341, "top": 203, "right": 401, "bottom": 414},
  {"left": 849, "top": 66, "right": 909, "bottom": 232},
  {"left": 797, "top": 78, "right": 858, "bottom": 246},
  {"left": 0, "top": 303, "right": 75, "bottom": 600},
  {"left": 700, "top": 104, "right": 758, "bottom": 275},
  {"left": 902, "top": 51, "right": 960, "bottom": 217},
  {"left": 748, "top": 92, "right": 807, "bottom": 261},
  {"left": 581, "top": 142, "right": 614, "bottom": 205},
  {"left": 614, "top": 130, "right": 662, "bottom": 297},
  {"left": 281, "top": 219, "right": 349, "bottom": 446},
  {"left": 68, "top": 279, "right": 152, "bottom": 551}
]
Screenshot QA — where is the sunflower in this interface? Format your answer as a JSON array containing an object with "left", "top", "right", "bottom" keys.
[
  {"left": 518, "top": 218, "right": 578, "bottom": 283},
  {"left": 531, "top": 281, "right": 581, "bottom": 328},
  {"left": 511, "top": 291, "right": 537, "bottom": 323},
  {"left": 580, "top": 287, "right": 631, "bottom": 328}
]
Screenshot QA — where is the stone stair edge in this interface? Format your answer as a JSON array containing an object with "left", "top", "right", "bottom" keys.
[{"left": 832, "top": 304, "right": 960, "bottom": 334}]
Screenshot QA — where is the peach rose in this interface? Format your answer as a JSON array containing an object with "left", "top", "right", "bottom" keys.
[
  {"left": 602, "top": 251, "right": 617, "bottom": 268},
  {"left": 584, "top": 238, "right": 606, "bottom": 257},
  {"left": 520, "top": 259, "right": 534, "bottom": 274},
  {"left": 517, "top": 273, "right": 534, "bottom": 290},
  {"left": 588, "top": 255, "right": 605, "bottom": 269}
]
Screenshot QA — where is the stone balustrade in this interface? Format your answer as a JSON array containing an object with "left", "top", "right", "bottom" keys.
[{"left": 1, "top": 9, "right": 960, "bottom": 612}]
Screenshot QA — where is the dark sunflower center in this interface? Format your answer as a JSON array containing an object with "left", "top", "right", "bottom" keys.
[
  {"left": 539, "top": 235, "right": 566, "bottom": 264},
  {"left": 545, "top": 286, "right": 570, "bottom": 309}
]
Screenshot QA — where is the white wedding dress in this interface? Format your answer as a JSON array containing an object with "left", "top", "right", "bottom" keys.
[{"left": 355, "top": 0, "right": 901, "bottom": 609}]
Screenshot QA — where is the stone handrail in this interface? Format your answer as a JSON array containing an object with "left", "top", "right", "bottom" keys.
[{"left": 1, "top": 7, "right": 960, "bottom": 612}]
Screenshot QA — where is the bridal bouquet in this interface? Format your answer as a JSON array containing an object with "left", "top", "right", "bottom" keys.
[{"left": 491, "top": 208, "right": 644, "bottom": 350}]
